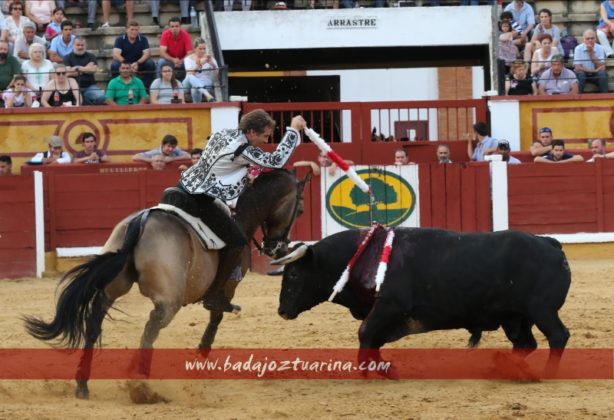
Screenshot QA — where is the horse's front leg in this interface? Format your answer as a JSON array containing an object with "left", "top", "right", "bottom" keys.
[{"left": 198, "top": 279, "right": 241, "bottom": 350}]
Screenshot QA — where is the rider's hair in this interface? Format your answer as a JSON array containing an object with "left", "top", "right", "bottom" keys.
[{"left": 239, "top": 109, "right": 276, "bottom": 134}]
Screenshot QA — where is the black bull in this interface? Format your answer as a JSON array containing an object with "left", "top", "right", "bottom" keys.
[{"left": 273, "top": 227, "right": 571, "bottom": 373}]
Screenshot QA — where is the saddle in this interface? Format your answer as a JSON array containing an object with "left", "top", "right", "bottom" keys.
[{"left": 155, "top": 187, "right": 226, "bottom": 250}]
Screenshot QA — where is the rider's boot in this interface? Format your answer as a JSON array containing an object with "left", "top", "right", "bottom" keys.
[{"left": 203, "top": 247, "right": 242, "bottom": 313}]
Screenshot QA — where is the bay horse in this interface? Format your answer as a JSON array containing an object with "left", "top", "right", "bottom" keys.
[{"left": 24, "top": 169, "right": 310, "bottom": 399}]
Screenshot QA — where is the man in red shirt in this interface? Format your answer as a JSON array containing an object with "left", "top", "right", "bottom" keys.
[{"left": 157, "top": 16, "right": 193, "bottom": 80}]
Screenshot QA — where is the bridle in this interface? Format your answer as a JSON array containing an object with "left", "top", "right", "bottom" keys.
[{"left": 253, "top": 180, "right": 303, "bottom": 257}]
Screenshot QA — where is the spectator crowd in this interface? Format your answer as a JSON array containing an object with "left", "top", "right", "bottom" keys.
[
  {"left": 501, "top": 0, "right": 614, "bottom": 96},
  {"left": 0, "top": 1, "right": 220, "bottom": 109}
]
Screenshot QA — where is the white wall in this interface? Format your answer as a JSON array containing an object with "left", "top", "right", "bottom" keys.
[
  {"left": 215, "top": 7, "right": 493, "bottom": 50},
  {"left": 307, "top": 68, "right": 439, "bottom": 101}
]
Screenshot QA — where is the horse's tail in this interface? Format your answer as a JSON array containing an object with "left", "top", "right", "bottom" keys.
[{"left": 24, "top": 211, "right": 149, "bottom": 348}]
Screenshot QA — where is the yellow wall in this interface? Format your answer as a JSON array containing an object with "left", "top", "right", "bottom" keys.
[
  {"left": 0, "top": 104, "right": 213, "bottom": 171},
  {"left": 519, "top": 98, "right": 614, "bottom": 150}
]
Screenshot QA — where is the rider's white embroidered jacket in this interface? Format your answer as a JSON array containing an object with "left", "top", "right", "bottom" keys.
[{"left": 180, "top": 127, "right": 300, "bottom": 201}]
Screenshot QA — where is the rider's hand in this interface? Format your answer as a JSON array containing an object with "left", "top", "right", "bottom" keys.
[{"left": 290, "top": 115, "right": 306, "bottom": 131}]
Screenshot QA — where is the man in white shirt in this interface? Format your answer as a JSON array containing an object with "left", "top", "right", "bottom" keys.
[
  {"left": 30, "top": 135, "right": 71, "bottom": 165},
  {"left": 13, "top": 21, "right": 45, "bottom": 64}
]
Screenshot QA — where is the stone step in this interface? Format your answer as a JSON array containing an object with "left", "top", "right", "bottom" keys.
[{"left": 74, "top": 25, "right": 202, "bottom": 50}]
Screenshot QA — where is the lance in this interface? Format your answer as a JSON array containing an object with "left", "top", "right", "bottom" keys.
[{"left": 303, "top": 127, "right": 371, "bottom": 195}]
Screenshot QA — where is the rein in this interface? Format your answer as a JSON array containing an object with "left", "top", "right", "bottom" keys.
[{"left": 253, "top": 174, "right": 303, "bottom": 257}]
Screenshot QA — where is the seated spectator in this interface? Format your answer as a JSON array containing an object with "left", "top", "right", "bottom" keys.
[
  {"left": 100, "top": 0, "right": 134, "bottom": 29},
  {"left": 44, "top": 7, "right": 64, "bottom": 42},
  {"left": 525, "top": 8, "right": 560, "bottom": 63},
  {"left": 151, "top": 0, "right": 189, "bottom": 26},
  {"left": 573, "top": 29, "right": 608, "bottom": 94},
  {"left": 394, "top": 148, "right": 413, "bottom": 165},
  {"left": 72, "top": 132, "right": 109, "bottom": 163},
  {"left": 111, "top": 21, "right": 156, "bottom": 89},
  {"left": 0, "top": 40, "right": 22, "bottom": 93},
  {"left": 22, "top": 43, "right": 54, "bottom": 95},
  {"left": 224, "top": 0, "right": 252, "bottom": 11},
  {"left": 157, "top": 16, "right": 193, "bottom": 79},
  {"left": 498, "top": 19, "right": 519, "bottom": 74},
  {"left": 150, "top": 63, "right": 185, "bottom": 104},
  {"left": 530, "top": 34, "right": 559, "bottom": 80},
  {"left": 30, "top": 135, "right": 71, "bottom": 164},
  {"left": 183, "top": 38, "right": 218, "bottom": 102},
  {"left": 25, "top": 0, "right": 54, "bottom": 32},
  {"left": 437, "top": 144, "right": 452, "bottom": 164},
  {"left": 178, "top": 147, "right": 202, "bottom": 171},
  {"left": 41, "top": 65, "right": 80, "bottom": 107},
  {"left": 530, "top": 127, "right": 554, "bottom": 157},
  {"left": 534, "top": 139, "right": 584, "bottom": 163},
  {"left": 5, "top": 1, "right": 33, "bottom": 53},
  {"left": 587, "top": 138, "right": 607, "bottom": 162},
  {"left": 2, "top": 74, "right": 32, "bottom": 107},
  {"left": 132, "top": 134, "right": 190, "bottom": 163},
  {"left": 293, "top": 151, "right": 353, "bottom": 176},
  {"left": 495, "top": 139, "right": 521, "bottom": 164},
  {"left": 0, "top": 155, "right": 12, "bottom": 175},
  {"left": 63, "top": 36, "right": 106, "bottom": 105},
  {"left": 596, "top": 0, "right": 614, "bottom": 58},
  {"left": 537, "top": 55, "right": 579, "bottom": 95},
  {"left": 48, "top": 20, "right": 75, "bottom": 64},
  {"left": 150, "top": 153, "right": 167, "bottom": 170},
  {"left": 105, "top": 61, "right": 148, "bottom": 105},
  {"left": 506, "top": 59, "right": 536, "bottom": 95},
  {"left": 13, "top": 21, "right": 45, "bottom": 64},
  {"left": 504, "top": 0, "right": 535, "bottom": 59},
  {"left": 467, "top": 122, "right": 497, "bottom": 161}
]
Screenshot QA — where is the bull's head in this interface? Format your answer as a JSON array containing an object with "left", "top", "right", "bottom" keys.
[{"left": 271, "top": 243, "right": 326, "bottom": 320}]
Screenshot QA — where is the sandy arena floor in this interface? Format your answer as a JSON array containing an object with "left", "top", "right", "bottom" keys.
[{"left": 0, "top": 259, "right": 613, "bottom": 419}]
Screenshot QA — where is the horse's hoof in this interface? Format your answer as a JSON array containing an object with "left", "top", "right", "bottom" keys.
[
  {"left": 75, "top": 385, "right": 90, "bottom": 400},
  {"left": 198, "top": 346, "right": 212, "bottom": 358},
  {"left": 231, "top": 303, "right": 241, "bottom": 314}
]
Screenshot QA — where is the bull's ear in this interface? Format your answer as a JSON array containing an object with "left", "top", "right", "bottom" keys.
[{"left": 271, "top": 243, "right": 309, "bottom": 265}]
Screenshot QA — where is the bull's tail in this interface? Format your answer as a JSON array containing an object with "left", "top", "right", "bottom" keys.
[{"left": 23, "top": 211, "right": 148, "bottom": 348}]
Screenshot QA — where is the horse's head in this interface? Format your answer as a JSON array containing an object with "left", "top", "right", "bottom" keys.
[{"left": 237, "top": 169, "right": 312, "bottom": 259}]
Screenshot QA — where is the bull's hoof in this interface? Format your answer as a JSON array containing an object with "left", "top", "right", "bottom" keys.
[
  {"left": 75, "top": 384, "right": 90, "bottom": 400},
  {"left": 197, "top": 346, "right": 212, "bottom": 358},
  {"left": 380, "top": 363, "right": 399, "bottom": 380}
]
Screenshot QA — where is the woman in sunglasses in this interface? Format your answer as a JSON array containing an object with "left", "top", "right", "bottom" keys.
[{"left": 41, "top": 65, "right": 81, "bottom": 107}]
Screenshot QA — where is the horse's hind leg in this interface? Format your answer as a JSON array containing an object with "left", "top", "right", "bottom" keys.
[
  {"left": 75, "top": 276, "right": 134, "bottom": 399},
  {"left": 136, "top": 301, "right": 181, "bottom": 377}
]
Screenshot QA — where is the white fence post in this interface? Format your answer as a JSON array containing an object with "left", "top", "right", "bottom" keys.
[
  {"left": 489, "top": 159, "right": 509, "bottom": 231},
  {"left": 34, "top": 171, "right": 45, "bottom": 277}
]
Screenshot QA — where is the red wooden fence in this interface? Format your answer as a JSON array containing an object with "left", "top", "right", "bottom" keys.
[
  {"left": 419, "top": 162, "right": 492, "bottom": 232},
  {"left": 245, "top": 99, "right": 488, "bottom": 166},
  {"left": 508, "top": 161, "right": 614, "bottom": 234},
  {"left": 0, "top": 176, "right": 36, "bottom": 278}
]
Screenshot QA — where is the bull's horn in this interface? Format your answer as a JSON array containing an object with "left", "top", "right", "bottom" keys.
[{"left": 271, "top": 244, "right": 308, "bottom": 265}]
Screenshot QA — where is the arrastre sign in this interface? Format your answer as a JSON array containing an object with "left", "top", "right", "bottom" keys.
[{"left": 327, "top": 17, "right": 377, "bottom": 29}]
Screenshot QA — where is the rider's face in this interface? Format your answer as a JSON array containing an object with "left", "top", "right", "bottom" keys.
[{"left": 246, "top": 127, "right": 273, "bottom": 146}]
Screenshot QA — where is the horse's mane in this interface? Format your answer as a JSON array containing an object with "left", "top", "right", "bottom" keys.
[{"left": 239, "top": 169, "right": 296, "bottom": 204}]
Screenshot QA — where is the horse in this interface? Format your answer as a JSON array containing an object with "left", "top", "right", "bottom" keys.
[{"left": 24, "top": 169, "right": 311, "bottom": 399}]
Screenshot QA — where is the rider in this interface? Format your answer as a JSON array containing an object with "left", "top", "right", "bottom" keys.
[{"left": 163, "top": 109, "right": 306, "bottom": 312}]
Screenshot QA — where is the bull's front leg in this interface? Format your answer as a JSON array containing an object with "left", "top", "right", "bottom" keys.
[{"left": 357, "top": 304, "right": 409, "bottom": 379}]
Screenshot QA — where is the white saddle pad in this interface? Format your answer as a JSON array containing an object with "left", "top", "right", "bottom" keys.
[{"left": 151, "top": 203, "right": 226, "bottom": 250}]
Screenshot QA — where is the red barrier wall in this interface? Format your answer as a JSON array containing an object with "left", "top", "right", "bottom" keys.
[
  {"left": 0, "top": 176, "right": 36, "bottom": 278},
  {"left": 508, "top": 160, "right": 614, "bottom": 234},
  {"left": 419, "top": 162, "right": 492, "bottom": 232}
]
